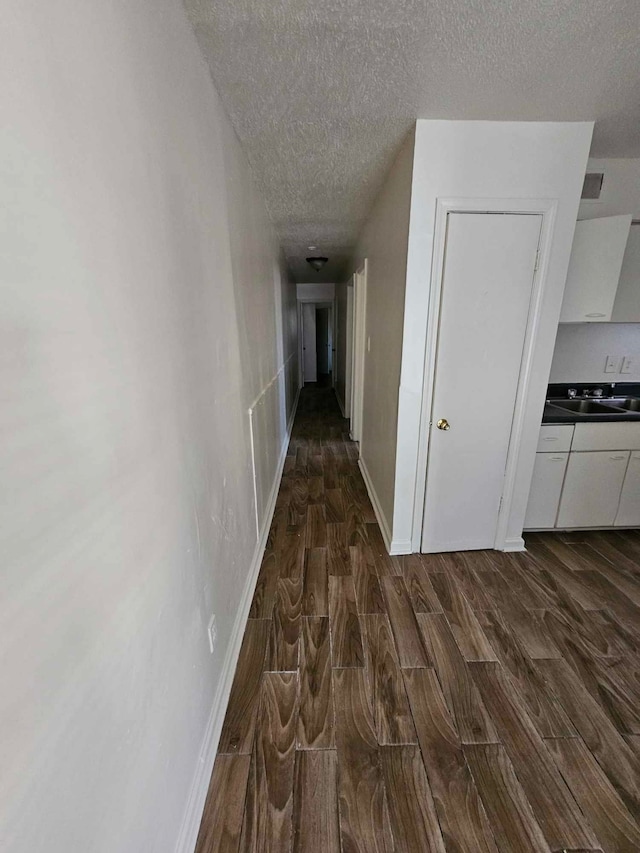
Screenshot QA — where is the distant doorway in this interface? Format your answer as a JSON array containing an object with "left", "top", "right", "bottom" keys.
[
  {"left": 316, "top": 305, "right": 332, "bottom": 376},
  {"left": 300, "top": 301, "right": 334, "bottom": 386}
]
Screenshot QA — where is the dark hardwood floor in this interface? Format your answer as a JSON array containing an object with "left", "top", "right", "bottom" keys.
[{"left": 195, "top": 384, "right": 640, "bottom": 853}]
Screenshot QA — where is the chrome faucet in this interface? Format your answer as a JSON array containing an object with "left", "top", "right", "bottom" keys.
[
  {"left": 567, "top": 388, "right": 577, "bottom": 399},
  {"left": 583, "top": 388, "right": 604, "bottom": 398}
]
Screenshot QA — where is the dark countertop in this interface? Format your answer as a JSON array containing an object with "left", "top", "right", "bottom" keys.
[{"left": 542, "top": 382, "right": 640, "bottom": 424}]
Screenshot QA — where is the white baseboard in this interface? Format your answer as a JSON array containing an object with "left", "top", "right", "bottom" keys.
[
  {"left": 174, "top": 387, "right": 299, "bottom": 853},
  {"left": 335, "top": 392, "right": 346, "bottom": 419},
  {"left": 358, "top": 457, "right": 393, "bottom": 554},
  {"left": 389, "top": 538, "right": 412, "bottom": 555},
  {"left": 502, "top": 536, "right": 526, "bottom": 552}
]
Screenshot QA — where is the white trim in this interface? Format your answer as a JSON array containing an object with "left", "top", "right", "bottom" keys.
[
  {"left": 503, "top": 536, "right": 526, "bottom": 552},
  {"left": 345, "top": 284, "right": 354, "bottom": 416},
  {"left": 247, "top": 408, "right": 260, "bottom": 540},
  {"left": 331, "top": 296, "right": 337, "bottom": 391},
  {"left": 389, "top": 538, "right": 412, "bottom": 556},
  {"left": 248, "top": 352, "right": 296, "bottom": 411},
  {"left": 335, "top": 392, "right": 346, "bottom": 418},
  {"left": 411, "top": 198, "right": 558, "bottom": 554},
  {"left": 248, "top": 353, "right": 297, "bottom": 539},
  {"left": 358, "top": 456, "right": 392, "bottom": 552},
  {"left": 175, "top": 384, "right": 299, "bottom": 853},
  {"left": 524, "top": 525, "right": 640, "bottom": 534},
  {"left": 297, "top": 301, "right": 304, "bottom": 389},
  {"left": 492, "top": 204, "right": 557, "bottom": 551},
  {"left": 350, "top": 262, "right": 368, "bottom": 442},
  {"left": 421, "top": 538, "right": 504, "bottom": 553}
]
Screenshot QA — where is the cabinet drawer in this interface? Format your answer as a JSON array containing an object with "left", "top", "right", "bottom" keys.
[
  {"left": 572, "top": 422, "right": 640, "bottom": 452},
  {"left": 537, "top": 424, "right": 574, "bottom": 453},
  {"left": 557, "top": 451, "right": 630, "bottom": 528},
  {"left": 524, "top": 452, "right": 569, "bottom": 529}
]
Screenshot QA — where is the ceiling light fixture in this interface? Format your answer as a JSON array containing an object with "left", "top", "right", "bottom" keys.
[{"left": 306, "top": 256, "right": 328, "bottom": 272}]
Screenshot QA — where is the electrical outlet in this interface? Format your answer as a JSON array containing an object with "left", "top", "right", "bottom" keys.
[
  {"left": 207, "top": 614, "right": 217, "bottom": 653},
  {"left": 621, "top": 356, "right": 635, "bottom": 374},
  {"left": 367, "top": 336, "right": 371, "bottom": 352},
  {"left": 604, "top": 355, "right": 619, "bottom": 374}
]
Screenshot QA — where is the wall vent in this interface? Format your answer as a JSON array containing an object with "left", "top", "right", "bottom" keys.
[{"left": 581, "top": 172, "right": 604, "bottom": 200}]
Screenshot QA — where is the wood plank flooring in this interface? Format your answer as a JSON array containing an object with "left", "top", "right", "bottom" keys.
[{"left": 196, "top": 384, "right": 640, "bottom": 853}]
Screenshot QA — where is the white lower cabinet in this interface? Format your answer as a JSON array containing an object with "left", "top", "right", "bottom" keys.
[
  {"left": 615, "top": 452, "right": 640, "bottom": 526},
  {"left": 556, "top": 451, "right": 630, "bottom": 528},
  {"left": 524, "top": 453, "right": 569, "bottom": 529}
]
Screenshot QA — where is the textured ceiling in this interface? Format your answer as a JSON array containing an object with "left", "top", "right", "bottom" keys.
[{"left": 185, "top": 0, "right": 640, "bottom": 281}]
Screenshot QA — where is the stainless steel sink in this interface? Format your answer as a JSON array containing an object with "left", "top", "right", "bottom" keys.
[
  {"left": 548, "top": 399, "right": 622, "bottom": 414},
  {"left": 606, "top": 398, "right": 640, "bottom": 412}
]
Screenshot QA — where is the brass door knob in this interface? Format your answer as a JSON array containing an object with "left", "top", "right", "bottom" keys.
[{"left": 436, "top": 418, "right": 450, "bottom": 431}]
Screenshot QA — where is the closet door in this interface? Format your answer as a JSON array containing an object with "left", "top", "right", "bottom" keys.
[{"left": 422, "top": 212, "right": 542, "bottom": 552}]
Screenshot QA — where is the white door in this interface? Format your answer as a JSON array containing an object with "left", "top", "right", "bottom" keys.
[
  {"left": 615, "top": 451, "right": 640, "bottom": 526},
  {"left": 524, "top": 453, "right": 569, "bottom": 529},
  {"left": 422, "top": 212, "right": 542, "bottom": 552},
  {"left": 345, "top": 285, "right": 354, "bottom": 413},
  {"left": 302, "top": 303, "right": 317, "bottom": 383},
  {"left": 557, "top": 451, "right": 630, "bottom": 528}
]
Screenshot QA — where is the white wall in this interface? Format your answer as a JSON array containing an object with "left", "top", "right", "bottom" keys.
[
  {"left": 296, "top": 282, "right": 335, "bottom": 301},
  {"left": 550, "top": 324, "right": 640, "bottom": 383},
  {"left": 395, "top": 121, "right": 592, "bottom": 552},
  {"left": 349, "top": 131, "right": 415, "bottom": 544},
  {"left": 0, "top": 3, "right": 296, "bottom": 852}
]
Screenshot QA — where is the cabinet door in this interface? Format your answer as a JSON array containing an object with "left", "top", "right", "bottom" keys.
[
  {"left": 560, "top": 215, "right": 632, "bottom": 322},
  {"left": 557, "top": 451, "right": 630, "bottom": 528},
  {"left": 524, "top": 453, "right": 568, "bottom": 529},
  {"left": 612, "top": 223, "right": 640, "bottom": 322},
  {"left": 615, "top": 452, "right": 640, "bottom": 527}
]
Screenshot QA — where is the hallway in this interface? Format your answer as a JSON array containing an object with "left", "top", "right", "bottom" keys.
[{"left": 195, "top": 385, "right": 640, "bottom": 853}]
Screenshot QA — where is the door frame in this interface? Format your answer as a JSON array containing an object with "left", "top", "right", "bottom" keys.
[
  {"left": 412, "top": 198, "right": 557, "bottom": 553},
  {"left": 350, "top": 260, "right": 368, "bottom": 442},
  {"left": 344, "top": 283, "right": 354, "bottom": 415},
  {"left": 297, "top": 296, "right": 336, "bottom": 387}
]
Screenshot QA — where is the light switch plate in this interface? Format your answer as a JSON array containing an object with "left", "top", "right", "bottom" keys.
[
  {"left": 604, "top": 355, "right": 619, "bottom": 373},
  {"left": 621, "top": 356, "right": 635, "bottom": 374}
]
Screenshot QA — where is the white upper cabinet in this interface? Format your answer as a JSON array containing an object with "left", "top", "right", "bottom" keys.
[
  {"left": 560, "top": 214, "right": 632, "bottom": 322},
  {"left": 611, "top": 223, "right": 640, "bottom": 322}
]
